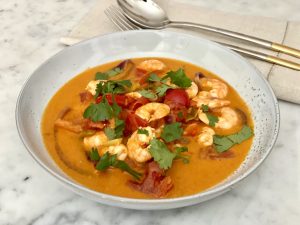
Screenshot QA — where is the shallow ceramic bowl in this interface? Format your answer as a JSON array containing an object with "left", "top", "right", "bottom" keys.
[{"left": 16, "top": 30, "right": 279, "bottom": 210}]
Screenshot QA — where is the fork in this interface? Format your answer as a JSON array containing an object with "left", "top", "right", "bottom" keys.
[{"left": 104, "top": 5, "right": 300, "bottom": 71}]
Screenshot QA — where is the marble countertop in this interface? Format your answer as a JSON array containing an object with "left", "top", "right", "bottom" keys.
[{"left": 0, "top": 0, "right": 299, "bottom": 224}]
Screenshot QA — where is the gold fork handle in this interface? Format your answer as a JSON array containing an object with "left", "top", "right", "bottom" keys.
[
  {"left": 169, "top": 21, "right": 300, "bottom": 59},
  {"left": 221, "top": 42, "right": 300, "bottom": 71},
  {"left": 271, "top": 42, "right": 300, "bottom": 59}
]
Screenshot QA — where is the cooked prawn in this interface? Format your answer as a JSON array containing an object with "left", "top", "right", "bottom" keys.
[
  {"left": 197, "top": 127, "right": 215, "bottom": 148},
  {"left": 197, "top": 78, "right": 228, "bottom": 99},
  {"left": 192, "top": 94, "right": 230, "bottom": 109},
  {"left": 125, "top": 91, "right": 142, "bottom": 100},
  {"left": 135, "top": 103, "right": 170, "bottom": 122},
  {"left": 183, "top": 122, "right": 202, "bottom": 136},
  {"left": 102, "top": 144, "right": 128, "bottom": 161},
  {"left": 137, "top": 59, "right": 166, "bottom": 72},
  {"left": 127, "top": 126, "right": 155, "bottom": 163},
  {"left": 83, "top": 131, "right": 122, "bottom": 150},
  {"left": 198, "top": 107, "right": 243, "bottom": 131},
  {"left": 186, "top": 82, "right": 198, "bottom": 99},
  {"left": 214, "top": 107, "right": 244, "bottom": 130}
]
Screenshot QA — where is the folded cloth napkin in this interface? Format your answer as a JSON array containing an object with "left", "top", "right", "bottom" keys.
[{"left": 60, "top": 0, "right": 300, "bottom": 104}]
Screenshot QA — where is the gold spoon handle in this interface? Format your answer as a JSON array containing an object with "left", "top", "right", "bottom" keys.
[{"left": 221, "top": 42, "right": 300, "bottom": 71}]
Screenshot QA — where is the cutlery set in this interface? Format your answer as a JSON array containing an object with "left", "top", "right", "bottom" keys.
[{"left": 106, "top": 0, "right": 300, "bottom": 71}]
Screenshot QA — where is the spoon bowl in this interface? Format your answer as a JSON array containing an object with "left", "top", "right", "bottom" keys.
[{"left": 117, "top": 0, "right": 169, "bottom": 28}]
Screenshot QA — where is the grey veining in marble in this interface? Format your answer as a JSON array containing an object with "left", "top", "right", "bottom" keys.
[{"left": 0, "top": 0, "right": 299, "bottom": 224}]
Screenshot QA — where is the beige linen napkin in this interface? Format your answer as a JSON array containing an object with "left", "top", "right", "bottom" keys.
[{"left": 60, "top": 0, "right": 300, "bottom": 104}]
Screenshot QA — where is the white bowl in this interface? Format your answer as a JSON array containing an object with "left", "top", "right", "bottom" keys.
[{"left": 16, "top": 30, "right": 279, "bottom": 210}]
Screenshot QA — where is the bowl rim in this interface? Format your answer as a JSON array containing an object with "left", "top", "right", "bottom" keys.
[{"left": 15, "top": 30, "right": 280, "bottom": 205}]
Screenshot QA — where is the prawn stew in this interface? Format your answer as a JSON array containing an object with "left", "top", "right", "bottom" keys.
[{"left": 42, "top": 58, "right": 254, "bottom": 198}]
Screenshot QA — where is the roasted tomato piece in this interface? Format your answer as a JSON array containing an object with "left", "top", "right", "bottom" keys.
[
  {"left": 120, "top": 110, "right": 148, "bottom": 135},
  {"left": 164, "top": 89, "right": 190, "bottom": 108},
  {"left": 135, "top": 68, "right": 150, "bottom": 85},
  {"left": 165, "top": 107, "right": 187, "bottom": 123},
  {"left": 128, "top": 161, "right": 173, "bottom": 197},
  {"left": 96, "top": 94, "right": 128, "bottom": 107},
  {"left": 79, "top": 91, "right": 93, "bottom": 103}
]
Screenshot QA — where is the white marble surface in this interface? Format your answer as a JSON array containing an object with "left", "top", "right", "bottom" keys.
[{"left": 0, "top": 0, "right": 299, "bottom": 224}]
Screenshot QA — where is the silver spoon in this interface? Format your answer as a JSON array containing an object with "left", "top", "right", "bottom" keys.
[{"left": 117, "top": 0, "right": 300, "bottom": 58}]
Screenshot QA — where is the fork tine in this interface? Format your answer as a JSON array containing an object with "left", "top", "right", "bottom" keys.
[
  {"left": 107, "top": 6, "right": 135, "bottom": 31},
  {"left": 111, "top": 5, "right": 142, "bottom": 30},
  {"left": 105, "top": 7, "right": 128, "bottom": 31}
]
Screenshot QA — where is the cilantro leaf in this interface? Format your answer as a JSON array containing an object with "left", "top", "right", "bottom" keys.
[
  {"left": 174, "top": 147, "right": 190, "bottom": 164},
  {"left": 138, "top": 89, "right": 157, "bottom": 100},
  {"left": 104, "top": 127, "right": 116, "bottom": 140},
  {"left": 111, "top": 96, "right": 122, "bottom": 117},
  {"left": 104, "top": 118, "right": 125, "bottom": 140},
  {"left": 95, "top": 72, "right": 109, "bottom": 80},
  {"left": 95, "top": 67, "right": 122, "bottom": 80},
  {"left": 165, "top": 68, "right": 192, "bottom": 88},
  {"left": 149, "top": 138, "right": 176, "bottom": 169},
  {"left": 206, "top": 113, "right": 219, "bottom": 127},
  {"left": 156, "top": 84, "right": 173, "bottom": 97},
  {"left": 96, "top": 152, "right": 111, "bottom": 170},
  {"left": 114, "top": 118, "right": 125, "bottom": 138},
  {"left": 147, "top": 73, "right": 161, "bottom": 82},
  {"left": 113, "top": 160, "right": 142, "bottom": 180},
  {"left": 83, "top": 98, "right": 113, "bottom": 122},
  {"left": 213, "top": 136, "right": 234, "bottom": 152},
  {"left": 95, "top": 80, "right": 132, "bottom": 98},
  {"left": 228, "top": 125, "right": 253, "bottom": 144},
  {"left": 201, "top": 104, "right": 209, "bottom": 112},
  {"left": 89, "top": 148, "right": 100, "bottom": 161},
  {"left": 137, "top": 128, "right": 149, "bottom": 136},
  {"left": 213, "top": 125, "right": 253, "bottom": 152},
  {"left": 175, "top": 146, "right": 188, "bottom": 153},
  {"left": 95, "top": 152, "right": 141, "bottom": 180},
  {"left": 161, "top": 122, "right": 183, "bottom": 143},
  {"left": 106, "top": 67, "right": 122, "bottom": 77}
]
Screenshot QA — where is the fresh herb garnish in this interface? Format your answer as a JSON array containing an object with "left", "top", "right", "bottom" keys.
[
  {"left": 104, "top": 118, "right": 125, "bottom": 140},
  {"left": 161, "top": 122, "right": 183, "bottom": 143},
  {"left": 83, "top": 93, "right": 123, "bottom": 123},
  {"left": 95, "top": 80, "right": 132, "bottom": 98},
  {"left": 89, "top": 148, "right": 100, "bottom": 161},
  {"left": 147, "top": 73, "right": 161, "bottom": 82},
  {"left": 174, "top": 147, "right": 190, "bottom": 164},
  {"left": 104, "top": 127, "right": 116, "bottom": 140},
  {"left": 149, "top": 138, "right": 176, "bottom": 169},
  {"left": 83, "top": 95, "right": 113, "bottom": 122},
  {"left": 137, "top": 128, "right": 149, "bottom": 136},
  {"left": 95, "top": 67, "right": 122, "bottom": 80},
  {"left": 213, "top": 125, "right": 253, "bottom": 152},
  {"left": 201, "top": 104, "right": 209, "bottom": 112},
  {"left": 96, "top": 151, "right": 112, "bottom": 170},
  {"left": 138, "top": 89, "right": 157, "bottom": 100},
  {"left": 155, "top": 84, "right": 173, "bottom": 97},
  {"left": 95, "top": 72, "right": 109, "bottom": 80},
  {"left": 206, "top": 113, "right": 219, "bottom": 127},
  {"left": 96, "top": 152, "right": 141, "bottom": 180},
  {"left": 164, "top": 68, "right": 192, "bottom": 88},
  {"left": 111, "top": 99, "right": 122, "bottom": 117}
]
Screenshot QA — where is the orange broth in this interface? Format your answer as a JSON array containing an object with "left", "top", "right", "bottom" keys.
[{"left": 41, "top": 58, "right": 253, "bottom": 199}]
